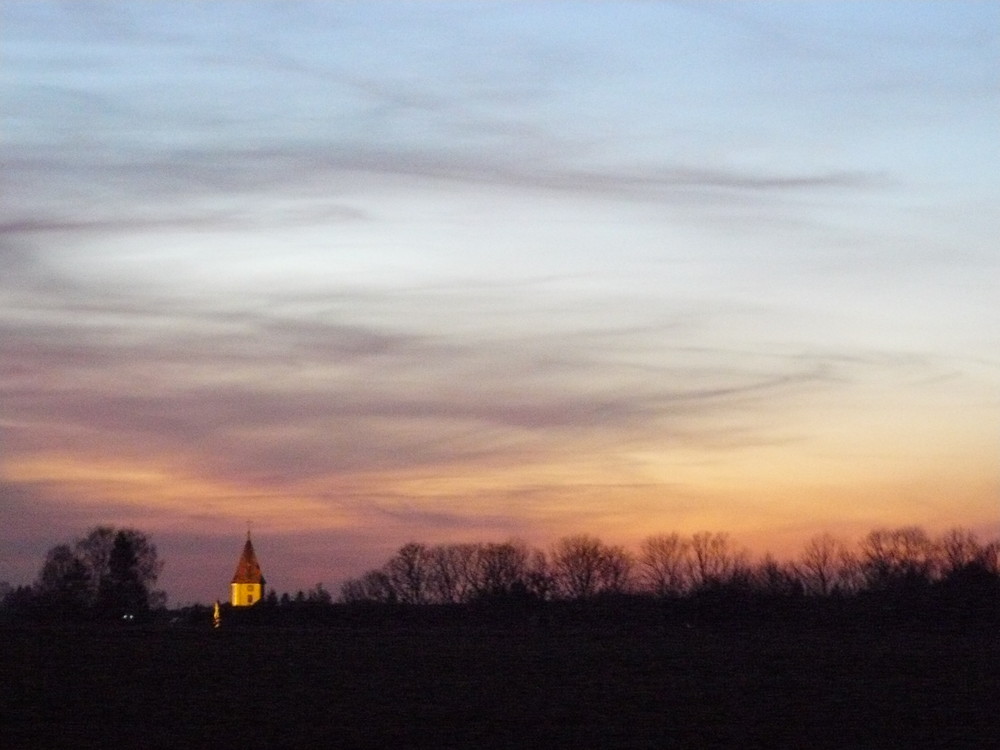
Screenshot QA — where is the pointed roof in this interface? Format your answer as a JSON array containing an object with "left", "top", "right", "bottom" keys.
[{"left": 232, "top": 534, "right": 265, "bottom": 585}]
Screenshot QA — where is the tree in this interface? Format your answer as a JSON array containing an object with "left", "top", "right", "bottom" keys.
[
  {"left": 77, "top": 526, "right": 163, "bottom": 604},
  {"left": 36, "top": 544, "right": 91, "bottom": 616},
  {"left": 523, "top": 549, "right": 556, "bottom": 601},
  {"left": 600, "top": 544, "right": 635, "bottom": 595},
  {"left": 752, "top": 555, "right": 802, "bottom": 598},
  {"left": 797, "top": 533, "right": 852, "bottom": 596},
  {"left": 858, "top": 526, "right": 936, "bottom": 592},
  {"left": 99, "top": 530, "right": 152, "bottom": 618},
  {"left": 0, "top": 584, "right": 35, "bottom": 621},
  {"left": 469, "top": 541, "right": 531, "bottom": 599},
  {"left": 427, "top": 543, "right": 477, "bottom": 604},
  {"left": 688, "top": 532, "right": 747, "bottom": 591},
  {"left": 340, "top": 570, "right": 396, "bottom": 604},
  {"left": 34, "top": 526, "right": 164, "bottom": 619},
  {"left": 386, "top": 542, "right": 432, "bottom": 604},
  {"left": 74, "top": 526, "right": 116, "bottom": 595},
  {"left": 639, "top": 533, "right": 691, "bottom": 597},
  {"left": 937, "top": 528, "right": 997, "bottom": 576},
  {"left": 552, "top": 535, "right": 604, "bottom": 599},
  {"left": 306, "top": 583, "right": 332, "bottom": 604},
  {"left": 551, "top": 535, "right": 634, "bottom": 599},
  {"left": 934, "top": 528, "right": 1000, "bottom": 620}
]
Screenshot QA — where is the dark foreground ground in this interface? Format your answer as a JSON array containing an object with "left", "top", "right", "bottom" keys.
[{"left": 3, "top": 622, "right": 999, "bottom": 749}]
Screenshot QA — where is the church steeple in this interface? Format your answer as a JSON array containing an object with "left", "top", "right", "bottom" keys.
[{"left": 230, "top": 531, "right": 265, "bottom": 606}]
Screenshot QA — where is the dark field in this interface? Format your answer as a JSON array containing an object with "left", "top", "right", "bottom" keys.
[{"left": 4, "top": 623, "right": 999, "bottom": 749}]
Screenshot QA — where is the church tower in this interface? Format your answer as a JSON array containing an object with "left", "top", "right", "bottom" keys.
[{"left": 231, "top": 532, "right": 265, "bottom": 606}]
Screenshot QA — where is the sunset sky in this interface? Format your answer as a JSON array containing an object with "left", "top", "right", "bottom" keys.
[{"left": 2, "top": 1, "right": 998, "bottom": 605}]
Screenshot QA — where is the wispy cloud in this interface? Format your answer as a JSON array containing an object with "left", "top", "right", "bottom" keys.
[{"left": 1, "top": 267, "right": 951, "bottom": 499}]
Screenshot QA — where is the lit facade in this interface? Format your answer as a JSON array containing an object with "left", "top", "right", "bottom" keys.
[{"left": 230, "top": 533, "right": 265, "bottom": 606}]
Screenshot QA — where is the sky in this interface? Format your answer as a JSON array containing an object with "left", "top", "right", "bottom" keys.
[{"left": 2, "top": 1, "right": 998, "bottom": 605}]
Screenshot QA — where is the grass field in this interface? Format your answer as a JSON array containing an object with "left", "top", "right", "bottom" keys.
[{"left": 4, "top": 622, "right": 999, "bottom": 749}]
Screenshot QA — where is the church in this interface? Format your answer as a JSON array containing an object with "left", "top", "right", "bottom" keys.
[{"left": 230, "top": 532, "right": 266, "bottom": 606}]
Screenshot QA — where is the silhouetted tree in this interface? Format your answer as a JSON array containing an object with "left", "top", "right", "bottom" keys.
[
  {"left": 386, "top": 542, "right": 432, "bottom": 604},
  {"left": 36, "top": 544, "right": 91, "bottom": 617},
  {"left": 74, "top": 526, "right": 116, "bottom": 595},
  {"left": 427, "top": 543, "right": 477, "bottom": 603},
  {"left": 0, "top": 584, "right": 35, "bottom": 621},
  {"left": 551, "top": 535, "right": 635, "bottom": 599},
  {"left": 470, "top": 541, "right": 531, "bottom": 599},
  {"left": 341, "top": 570, "right": 397, "bottom": 604},
  {"left": 98, "top": 530, "right": 151, "bottom": 618},
  {"left": 523, "top": 548, "right": 556, "bottom": 601},
  {"left": 364, "top": 573, "right": 392, "bottom": 603},
  {"left": 688, "top": 532, "right": 747, "bottom": 591},
  {"left": 33, "top": 526, "right": 163, "bottom": 620},
  {"left": 797, "top": 533, "right": 853, "bottom": 596},
  {"left": 639, "top": 533, "right": 691, "bottom": 597},
  {"left": 552, "top": 535, "right": 603, "bottom": 599},
  {"left": 306, "top": 583, "right": 332, "bottom": 604},
  {"left": 937, "top": 527, "right": 997, "bottom": 577},
  {"left": 858, "top": 527, "right": 936, "bottom": 592},
  {"left": 80, "top": 526, "right": 163, "bottom": 606},
  {"left": 752, "top": 555, "right": 802, "bottom": 598},
  {"left": 600, "top": 543, "right": 636, "bottom": 595},
  {"left": 931, "top": 527, "right": 1000, "bottom": 621},
  {"left": 334, "top": 526, "right": 1000, "bottom": 626}
]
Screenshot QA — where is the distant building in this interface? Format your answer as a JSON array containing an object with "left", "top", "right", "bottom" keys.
[{"left": 231, "top": 532, "right": 265, "bottom": 606}]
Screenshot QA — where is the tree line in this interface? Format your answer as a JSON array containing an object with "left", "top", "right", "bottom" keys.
[
  {"left": 337, "top": 527, "right": 1000, "bottom": 621},
  {"left": 4, "top": 524, "right": 999, "bottom": 626}
]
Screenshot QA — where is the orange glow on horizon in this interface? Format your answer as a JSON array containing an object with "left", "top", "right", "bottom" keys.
[{"left": 8, "top": 429, "right": 996, "bottom": 555}]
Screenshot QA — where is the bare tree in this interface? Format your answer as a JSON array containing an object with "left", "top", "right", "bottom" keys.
[
  {"left": 470, "top": 541, "right": 530, "bottom": 598},
  {"left": 980, "top": 540, "right": 1000, "bottom": 576},
  {"left": 427, "top": 543, "right": 477, "bottom": 604},
  {"left": 523, "top": 548, "right": 556, "bottom": 601},
  {"left": 552, "top": 535, "right": 604, "bottom": 599},
  {"left": 688, "top": 532, "right": 746, "bottom": 590},
  {"left": 798, "top": 533, "right": 852, "bottom": 596},
  {"left": 858, "top": 526, "right": 937, "bottom": 591},
  {"left": 753, "top": 555, "right": 802, "bottom": 597},
  {"left": 386, "top": 542, "right": 432, "bottom": 604},
  {"left": 74, "top": 527, "right": 116, "bottom": 595},
  {"left": 340, "top": 570, "right": 396, "bottom": 604},
  {"left": 550, "top": 535, "right": 634, "bottom": 599},
  {"left": 639, "top": 533, "right": 690, "bottom": 597},
  {"left": 937, "top": 528, "right": 997, "bottom": 575},
  {"left": 601, "top": 544, "right": 636, "bottom": 595}
]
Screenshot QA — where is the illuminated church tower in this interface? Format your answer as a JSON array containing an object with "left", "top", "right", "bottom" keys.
[{"left": 231, "top": 532, "right": 265, "bottom": 606}]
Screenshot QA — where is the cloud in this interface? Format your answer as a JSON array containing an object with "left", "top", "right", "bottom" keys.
[
  {"left": 2, "top": 263, "right": 942, "bottom": 503},
  {"left": 6, "top": 0, "right": 897, "bottom": 258},
  {"left": 2, "top": 140, "right": 882, "bottom": 245}
]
